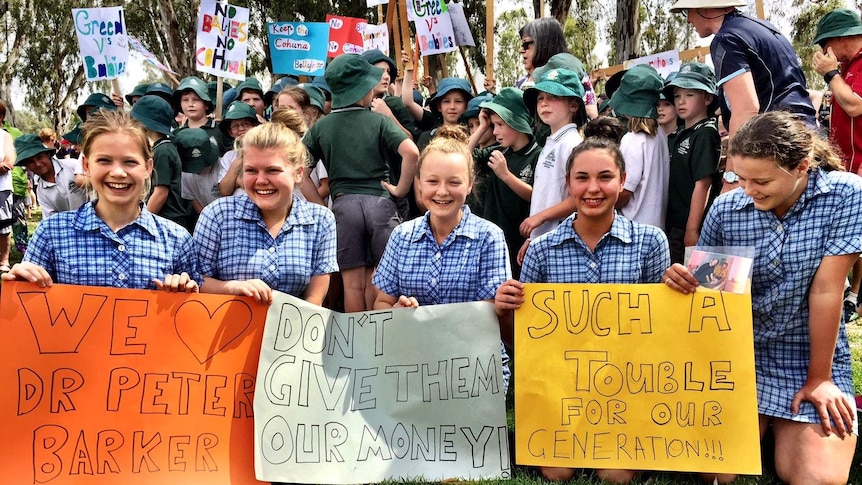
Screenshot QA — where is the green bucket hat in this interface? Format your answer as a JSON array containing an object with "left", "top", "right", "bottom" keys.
[
  {"left": 77, "top": 93, "right": 116, "bottom": 121},
  {"left": 608, "top": 64, "right": 663, "bottom": 119},
  {"left": 62, "top": 123, "right": 83, "bottom": 145},
  {"left": 174, "top": 127, "right": 220, "bottom": 173},
  {"left": 174, "top": 76, "right": 214, "bottom": 112},
  {"left": 669, "top": 0, "right": 746, "bottom": 13},
  {"left": 813, "top": 9, "right": 862, "bottom": 47},
  {"left": 125, "top": 83, "right": 150, "bottom": 105},
  {"left": 524, "top": 68, "right": 588, "bottom": 126},
  {"left": 236, "top": 77, "right": 264, "bottom": 98},
  {"left": 130, "top": 95, "right": 174, "bottom": 135},
  {"left": 265, "top": 76, "right": 300, "bottom": 107},
  {"left": 428, "top": 78, "right": 474, "bottom": 113},
  {"left": 460, "top": 93, "right": 493, "bottom": 121},
  {"left": 479, "top": 88, "right": 533, "bottom": 135},
  {"left": 206, "top": 80, "right": 232, "bottom": 108},
  {"left": 14, "top": 134, "right": 54, "bottom": 166},
  {"left": 361, "top": 48, "right": 398, "bottom": 79},
  {"left": 325, "top": 54, "right": 383, "bottom": 109},
  {"left": 297, "top": 83, "right": 326, "bottom": 112},
  {"left": 219, "top": 101, "right": 260, "bottom": 138},
  {"left": 533, "top": 53, "right": 587, "bottom": 86},
  {"left": 662, "top": 62, "right": 716, "bottom": 99}
]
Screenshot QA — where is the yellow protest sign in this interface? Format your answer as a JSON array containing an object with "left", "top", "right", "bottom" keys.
[{"left": 515, "top": 283, "right": 760, "bottom": 475}]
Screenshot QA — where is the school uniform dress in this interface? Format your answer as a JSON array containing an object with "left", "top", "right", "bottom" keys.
[
  {"left": 521, "top": 212, "right": 669, "bottom": 285},
  {"left": 372, "top": 205, "right": 512, "bottom": 390},
  {"left": 699, "top": 169, "right": 862, "bottom": 432},
  {"left": 529, "top": 123, "right": 582, "bottom": 239},
  {"left": 23, "top": 201, "right": 201, "bottom": 289},
  {"left": 194, "top": 194, "right": 338, "bottom": 299},
  {"left": 619, "top": 130, "right": 670, "bottom": 231}
]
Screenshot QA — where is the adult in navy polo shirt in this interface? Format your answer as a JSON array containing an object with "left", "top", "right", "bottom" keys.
[{"left": 670, "top": 0, "right": 816, "bottom": 193}]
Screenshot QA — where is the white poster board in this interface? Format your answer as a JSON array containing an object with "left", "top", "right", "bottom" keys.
[
  {"left": 72, "top": 7, "right": 129, "bottom": 81},
  {"left": 254, "top": 293, "right": 511, "bottom": 483},
  {"left": 195, "top": 0, "right": 249, "bottom": 81}
]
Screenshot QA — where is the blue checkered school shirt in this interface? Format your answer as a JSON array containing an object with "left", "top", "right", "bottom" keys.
[
  {"left": 194, "top": 194, "right": 338, "bottom": 298},
  {"left": 520, "top": 213, "right": 670, "bottom": 284},
  {"left": 699, "top": 169, "right": 862, "bottom": 424},
  {"left": 24, "top": 201, "right": 201, "bottom": 289},
  {"left": 373, "top": 206, "right": 512, "bottom": 304}
]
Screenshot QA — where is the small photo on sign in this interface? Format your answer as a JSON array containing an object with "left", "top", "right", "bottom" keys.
[{"left": 685, "top": 247, "right": 753, "bottom": 294}]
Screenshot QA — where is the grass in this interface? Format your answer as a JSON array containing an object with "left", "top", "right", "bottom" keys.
[{"left": 8, "top": 210, "right": 862, "bottom": 483}]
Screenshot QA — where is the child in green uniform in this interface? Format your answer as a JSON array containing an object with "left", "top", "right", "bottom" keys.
[
  {"left": 467, "top": 88, "right": 540, "bottom": 277},
  {"left": 303, "top": 54, "right": 420, "bottom": 312},
  {"left": 662, "top": 62, "right": 721, "bottom": 263}
]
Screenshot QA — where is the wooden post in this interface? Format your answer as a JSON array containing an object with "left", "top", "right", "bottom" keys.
[
  {"left": 215, "top": 76, "right": 224, "bottom": 121},
  {"left": 397, "top": 0, "right": 411, "bottom": 65},
  {"left": 440, "top": 54, "right": 449, "bottom": 78},
  {"left": 539, "top": 0, "right": 545, "bottom": 18},
  {"left": 391, "top": 0, "right": 402, "bottom": 63},
  {"left": 755, "top": 0, "right": 764, "bottom": 20},
  {"left": 459, "top": 47, "right": 478, "bottom": 93},
  {"left": 486, "top": 0, "right": 494, "bottom": 83}
]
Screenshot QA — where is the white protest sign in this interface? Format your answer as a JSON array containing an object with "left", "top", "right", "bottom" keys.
[
  {"left": 623, "top": 49, "right": 681, "bottom": 80},
  {"left": 408, "top": 0, "right": 458, "bottom": 56},
  {"left": 127, "top": 35, "right": 178, "bottom": 75},
  {"left": 195, "top": 0, "right": 249, "bottom": 81},
  {"left": 363, "top": 23, "right": 391, "bottom": 55},
  {"left": 72, "top": 7, "right": 129, "bottom": 81},
  {"left": 254, "top": 293, "right": 511, "bottom": 483},
  {"left": 367, "top": 0, "right": 390, "bottom": 6},
  {"left": 447, "top": 1, "right": 475, "bottom": 47}
]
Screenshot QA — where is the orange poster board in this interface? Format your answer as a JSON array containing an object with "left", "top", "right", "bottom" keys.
[{"left": 0, "top": 281, "right": 267, "bottom": 484}]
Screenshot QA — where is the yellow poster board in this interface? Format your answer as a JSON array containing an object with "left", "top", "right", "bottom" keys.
[{"left": 515, "top": 283, "right": 761, "bottom": 475}]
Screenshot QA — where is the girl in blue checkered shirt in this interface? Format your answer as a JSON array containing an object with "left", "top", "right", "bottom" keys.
[
  {"left": 1, "top": 110, "right": 200, "bottom": 292},
  {"left": 665, "top": 111, "right": 861, "bottom": 485}
]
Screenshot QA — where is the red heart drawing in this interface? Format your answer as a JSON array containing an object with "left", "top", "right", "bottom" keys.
[{"left": 174, "top": 299, "right": 253, "bottom": 364}]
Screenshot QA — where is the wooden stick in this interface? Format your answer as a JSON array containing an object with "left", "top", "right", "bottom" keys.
[
  {"left": 391, "top": 0, "right": 402, "bottom": 66},
  {"left": 459, "top": 47, "right": 477, "bottom": 93},
  {"left": 414, "top": 39, "right": 421, "bottom": 83},
  {"left": 397, "top": 0, "right": 411, "bottom": 67},
  {"left": 215, "top": 76, "right": 224, "bottom": 121},
  {"left": 592, "top": 46, "right": 710, "bottom": 79},
  {"left": 440, "top": 54, "right": 449, "bottom": 78},
  {"left": 486, "top": 0, "right": 494, "bottom": 82}
]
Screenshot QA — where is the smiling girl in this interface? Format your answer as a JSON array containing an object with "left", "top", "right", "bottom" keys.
[
  {"left": 2, "top": 110, "right": 200, "bottom": 292},
  {"left": 194, "top": 122, "right": 337, "bottom": 306}
]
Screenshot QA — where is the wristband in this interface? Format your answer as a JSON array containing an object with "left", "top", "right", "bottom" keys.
[{"left": 824, "top": 69, "right": 840, "bottom": 85}]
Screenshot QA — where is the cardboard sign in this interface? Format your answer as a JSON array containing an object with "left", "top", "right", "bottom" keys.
[
  {"left": 367, "top": 0, "right": 390, "bottom": 7},
  {"left": 362, "top": 23, "right": 390, "bottom": 55},
  {"left": 0, "top": 281, "right": 266, "bottom": 484},
  {"left": 623, "top": 50, "right": 681, "bottom": 80},
  {"left": 72, "top": 7, "right": 129, "bottom": 81},
  {"left": 446, "top": 1, "right": 475, "bottom": 47},
  {"left": 195, "top": 0, "right": 249, "bottom": 81},
  {"left": 407, "top": 0, "right": 457, "bottom": 56},
  {"left": 515, "top": 283, "right": 761, "bottom": 475},
  {"left": 254, "top": 293, "right": 511, "bottom": 483},
  {"left": 127, "top": 35, "right": 178, "bottom": 76},
  {"left": 326, "top": 15, "right": 367, "bottom": 57},
  {"left": 268, "top": 22, "right": 330, "bottom": 77}
]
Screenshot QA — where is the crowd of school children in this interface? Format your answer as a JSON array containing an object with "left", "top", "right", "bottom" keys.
[{"left": 3, "top": 1, "right": 862, "bottom": 482}]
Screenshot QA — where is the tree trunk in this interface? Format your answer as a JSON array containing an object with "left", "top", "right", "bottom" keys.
[
  {"left": 614, "top": 0, "right": 641, "bottom": 64},
  {"left": 550, "top": 0, "right": 573, "bottom": 26},
  {"left": 156, "top": 0, "right": 193, "bottom": 78}
]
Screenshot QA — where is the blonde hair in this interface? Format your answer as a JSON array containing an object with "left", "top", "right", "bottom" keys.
[
  {"left": 237, "top": 122, "right": 309, "bottom": 169},
  {"left": 419, "top": 125, "right": 474, "bottom": 183},
  {"left": 626, "top": 116, "right": 658, "bottom": 136},
  {"left": 38, "top": 127, "right": 57, "bottom": 145},
  {"left": 80, "top": 109, "right": 153, "bottom": 199},
  {"left": 270, "top": 109, "right": 308, "bottom": 137}
]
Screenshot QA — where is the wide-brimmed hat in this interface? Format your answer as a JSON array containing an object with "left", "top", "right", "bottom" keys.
[
  {"left": 14, "top": 134, "right": 54, "bottom": 166},
  {"left": 130, "top": 95, "right": 174, "bottom": 135},
  {"left": 460, "top": 93, "right": 493, "bottom": 121},
  {"left": 311, "top": 76, "right": 331, "bottom": 98},
  {"left": 219, "top": 101, "right": 261, "bottom": 138},
  {"left": 608, "top": 64, "right": 663, "bottom": 119},
  {"left": 125, "top": 83, "right": 150, "bottom": 105},
  {"left": 479, "top": 88, "right": 533, "bottom": 135},
  {"left": 297, "top": 83, "right": 326, "bottom": 111},
  {"left": 669, "top": 0, "right": 746, "bottom": 13},
  {"left": 174, "top": 127, "right": 220, "bottom": 173},
  {"left": 533, "top": 53, "right": 587, "bottom": 85},
  {"left": 265, "top": 76, "right": 300, "bottom": 107},
  {"left": 174, "top": 76, "right": 213, "bottom": 113},
  {"left": 524, "top": 68, "right": 588, "bottom": 126},
  {"left": 62, "top": 123, "right": 83, "bottom": 145},
  {"left": 428, "top": 78, "right": 474, "bottom": 113},
  {"left": 325, "top": 54, "right": 383, "bottom": 109},
  {"left": 813, "top": 9, "right": 862, "bottom": 46},
  {"left": 662, "top": 62, "right": 716, "bottom": 98},
  {"left": 76, "top": 93, "right": 116, "bottom": 121},
  {"left": 146, "top": 82, "right": 175, "bottom": 108},
  {"left": 207, "top": 80, "right": 232, "bottom": 108},
  {"left": 361, "top": 49, "right": 398, "bottom": 79},
  {"left": 236, "top": 77, "right": 264, "bottom": 98}
]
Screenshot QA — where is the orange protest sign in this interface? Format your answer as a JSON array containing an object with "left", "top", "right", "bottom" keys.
[{"left": 0, "top": 281, "right": 267, "bottom": 484}]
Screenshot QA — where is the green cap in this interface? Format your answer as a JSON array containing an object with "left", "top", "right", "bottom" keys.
[
  {"left": 14, "top": 134, "right": 54, "bottom": 166},
  {"left": 479, "top": 88, "right": 533, "bottom": 135},
  {"left": 608, "top": 64, "right": 663, "bottom": 119},
  {"left": 174, "top": 76, "right": 213, "bottom": 113},
  {"left": 174, "top": 127, "right": 220, "bottom": 174},
  {"left": 524, "top": 68, "right": 587, "bottom": 126},
  {"left": 126, "top": 83, "right": 150, "bottom": 105},
  {"left": 219, "top": 101, "right": 260, "bottom": 138},
  {"left": 77, "top": 93, "right": 116, "bottom": 121},
  {"left": 325, "top": 54, "right": 383, "bottom": 109},
  {"left": 533, "top": 53, "right": 587, "bottom": 85},
  {"left": 236, "top": 77, "right": 264, "bottom": 97},
  {"left": 813, "top": 9, "right": 862, "bottom": 46},
  {"left": 130, "top": 95, "right": 174, "bottom": 135}
]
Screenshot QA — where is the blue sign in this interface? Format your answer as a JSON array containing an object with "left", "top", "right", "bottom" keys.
[{"left": 268, "top": 22, "right": 329, "bottom": 76}]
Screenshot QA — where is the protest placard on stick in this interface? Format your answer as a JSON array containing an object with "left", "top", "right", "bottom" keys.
[{"left": 72, "top": 7, "right": 129, "bottom": 82}]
